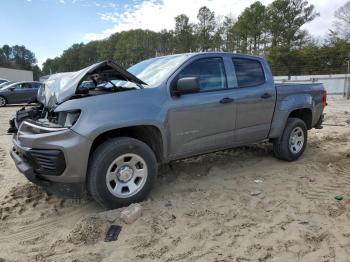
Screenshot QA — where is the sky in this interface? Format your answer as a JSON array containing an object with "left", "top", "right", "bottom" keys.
[{"left": 0, "top": 0, "right": 347, "bottom": 67}]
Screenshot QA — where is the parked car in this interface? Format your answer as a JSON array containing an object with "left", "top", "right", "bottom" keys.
[
  {"left": 0, "top": 78, "right": 9, "bottom": 85},
  {"left": 0, "top": 81, "right": 43, "bottom": 107},
  {"left": 10, "top": 53, "right": 326, "bottom": 209},
  {"left": 0, "top": 81, "right": 13, "bottom": 89}
]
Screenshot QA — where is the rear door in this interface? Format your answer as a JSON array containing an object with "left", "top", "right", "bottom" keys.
[
  {"left": 232, "top": 57, "right": 276, "bottom": 145},
  {"left": 167, "top": 56, "right": 236, "bottom": 159}
]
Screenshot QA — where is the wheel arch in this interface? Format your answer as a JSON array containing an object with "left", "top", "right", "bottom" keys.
[
  {"left": 288, "top": 108, "right": 313, "bottom": 129},
  {"left": 89, "top": 125, "right": 165, "bottom": 164}
]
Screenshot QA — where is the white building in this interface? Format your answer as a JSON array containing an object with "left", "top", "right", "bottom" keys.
[{"left": 0, "top": 67, "right": 33, "bottom": 82}]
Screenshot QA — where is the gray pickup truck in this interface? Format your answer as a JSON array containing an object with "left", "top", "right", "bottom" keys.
[{"left": 10, "top": 52, "right": 326, "bottom": 208}]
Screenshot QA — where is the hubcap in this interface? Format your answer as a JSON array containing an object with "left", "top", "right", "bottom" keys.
[
  {"left": 0, "top": 97, "right": 5, "bottom": 107},
  {"left": 117, "top": 166, "right": 134, "bottom": 182},
  {"left": 289, "top": 127, "right": 304, "bottom": 154},
  {"left": 106, "top": 153, "right": 148, "bottom": 198}
]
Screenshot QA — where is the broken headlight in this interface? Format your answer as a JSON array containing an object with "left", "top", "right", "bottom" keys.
[{"left": 56, "top": 110, "right": 81, "bottom": 128}]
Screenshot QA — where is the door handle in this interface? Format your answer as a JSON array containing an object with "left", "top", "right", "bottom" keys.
[
  {"left": 261, "top": 93, "right": 272, "bottom": 99},
  {"left": 220, "top": 97, "right": 234, "bottom": 104}
]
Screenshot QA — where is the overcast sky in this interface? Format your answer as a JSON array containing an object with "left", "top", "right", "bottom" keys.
[{"left": 0, "top": 0, "right": 347, "bottom": 67}]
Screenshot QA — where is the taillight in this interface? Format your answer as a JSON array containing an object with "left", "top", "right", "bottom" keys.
[{"left": 322, "top": 90, "right": 327, "bottom": 108}]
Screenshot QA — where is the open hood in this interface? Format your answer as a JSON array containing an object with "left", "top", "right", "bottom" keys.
[{"left": 38, "top": 60, "right": 147, "bottom": 109}]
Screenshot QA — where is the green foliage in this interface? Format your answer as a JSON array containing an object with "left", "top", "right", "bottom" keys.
[
  {"left": 0, "top": 44, "right": 41, "bottom": 80},
  {"left": 41, "top": 0, "right": 350, "bottom": 76}
]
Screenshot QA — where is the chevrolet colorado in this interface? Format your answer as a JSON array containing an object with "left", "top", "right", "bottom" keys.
[{"left": 9, "top": 53, "right": 326, "bottom": 208}]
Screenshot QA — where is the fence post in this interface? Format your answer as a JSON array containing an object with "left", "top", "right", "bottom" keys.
[{"left": 347, "top": 78, "right": 350, "bottom": 100}]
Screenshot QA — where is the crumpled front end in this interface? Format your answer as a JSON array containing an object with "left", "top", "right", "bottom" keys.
[{"left": 10, "top": 120, "right": 92, "bottom": 198}]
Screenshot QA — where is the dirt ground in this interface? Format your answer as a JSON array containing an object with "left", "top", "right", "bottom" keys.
[{"left": 0, "top": 99, "right": 349, "bottom": 262}]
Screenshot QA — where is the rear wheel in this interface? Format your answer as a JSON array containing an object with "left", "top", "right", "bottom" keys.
[
  {"left": 87, "top": 137, "right": 157, "bottom": 209},
  {"left": 273, "top": 118, "right": 308, "bottom": 161},
  {"left": 0, "top": 96, "right": 6, "bottom": 107}
]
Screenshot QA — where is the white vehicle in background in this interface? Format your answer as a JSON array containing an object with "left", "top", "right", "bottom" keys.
[{"left": 0, "top": 78, "right": 9, "bottom": 85}]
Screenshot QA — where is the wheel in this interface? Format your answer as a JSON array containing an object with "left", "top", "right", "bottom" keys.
[
  {"left": 273, "top": 118, "right": 307, "bottom": 161},
  {"left": 0, "top": 96, "right": 6, "bottom": 107},
  {"left": 87, "top": 137, "right": 157, "bottom": 209}
]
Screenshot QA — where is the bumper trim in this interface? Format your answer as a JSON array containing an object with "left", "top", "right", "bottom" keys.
[{"left": 10, "top": 149, "right": 85, "bottom": 198}]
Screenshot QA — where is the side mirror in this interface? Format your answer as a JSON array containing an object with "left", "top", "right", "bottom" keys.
[
  {"left": 9, "top": 87, "right": 15, "bottom": 91},
  {"left": 172, "top": 77, "right": 200, "bottom": 96}
]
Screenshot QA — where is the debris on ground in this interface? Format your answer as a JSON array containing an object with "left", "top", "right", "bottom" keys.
[
  {"left": 254, "top": 179, "right": 263, "bottom": 183},
  {"left": 120, "top": 203, "right": 142, "bottom": 224},
  {"left": 104, "top": 225, "right": 122, "bottom": 242},
  {"left": 308, "top": 176, "right": 316, "bottom": 182},
  {"left": 164, "top": 200, "right": 172, "bottom": 208},
  {"left": 335, "top": 195, "right": 344, "bottom": 201},
  {"left": 250, "top": 190, "right": 262, "bottom": 196}
]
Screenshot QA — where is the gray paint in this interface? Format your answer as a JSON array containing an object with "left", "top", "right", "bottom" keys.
[{"left": 12, "top": 52, "right": 325, "bottom": 186}]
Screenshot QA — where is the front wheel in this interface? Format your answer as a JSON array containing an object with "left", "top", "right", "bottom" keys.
[
  {"left": 273, "top": 118, "right": 308, "bottom": 161},
  {"left": 87, "top": 137, "right": 157, "bottom": 209}
]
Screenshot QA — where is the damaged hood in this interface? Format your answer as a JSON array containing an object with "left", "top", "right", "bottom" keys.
[{"left": 38, "top": 60, "right": 147, "bottom": 109}]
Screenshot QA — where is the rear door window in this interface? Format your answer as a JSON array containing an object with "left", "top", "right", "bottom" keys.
[{"left": 233, "top": 58, "right": 265, "bottom": 88}]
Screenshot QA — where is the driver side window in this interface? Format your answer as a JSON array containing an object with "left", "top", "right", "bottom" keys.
[
  {"left": 14, "top": 84, "right": 24, "bottom": 89},
  {"left": 178, "top": 58, "right": 227, "bottom": 92}
]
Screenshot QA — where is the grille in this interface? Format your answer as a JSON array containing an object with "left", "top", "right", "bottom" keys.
[{"left": 29, "top": 149, "right": 66, "bottom": 176}]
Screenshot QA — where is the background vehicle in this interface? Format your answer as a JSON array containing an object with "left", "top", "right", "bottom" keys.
[
  {"left": 0, "top": 78, "right": 9, "bottom": 84},
  {"left": 0, "top": 81, "right": 43, "bottom": 107},
  {"left": 0, "top": 81, "right": 13, "bottom": 89},
  {"left": 10, "top": 53, "right": 326, "bottom": 209}
]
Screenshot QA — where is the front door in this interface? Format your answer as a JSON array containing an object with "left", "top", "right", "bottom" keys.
[{"left": 167, "top": 57, "right": 236, "bottom": 159}]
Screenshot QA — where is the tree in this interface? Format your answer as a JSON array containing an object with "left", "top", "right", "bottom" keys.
[
  {"left": 221, "top": 16, "right": 236, "bottom": 51},
  {"left": 196, "top": 6, "right": 216, "bottom": 51},
  {"left": 266, "top": 0, "right": 318, "bottom": 48},
  {"left": 334, "top": 1, "right": 350, "bottom": 40},
  {"left": 174, "top": 14, "right": 195, "bottom": 52},
  {"left": 229, "top": 1, "right": 267, "bottom": 54},
  {"left": 0, "top": 45, "right": 40, "bottom": 79},
  {"left": 41, "top": 2, "right": 349, "bottom": 77}
]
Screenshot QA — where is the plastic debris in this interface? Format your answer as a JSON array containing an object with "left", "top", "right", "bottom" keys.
[
  {"left": 335, "top": 195, "right": 344, "bottom": 201},
  {"left": 120, "top": 203, "right": 142, "bottom": 224},
  {"left": 254, "top": 179, "right": 263, "bottom": 183}
]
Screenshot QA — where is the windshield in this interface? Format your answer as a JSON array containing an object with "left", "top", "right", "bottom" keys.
[
  {"left": 114, "top": 54, "right": 191, "bottom": 88},
  {"left": 0, "top": 82, "right": 13, "bottom": 90}
]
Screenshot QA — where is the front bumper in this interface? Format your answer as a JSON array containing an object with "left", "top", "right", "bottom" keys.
[
  {"left": 11, "top": 124, "right": 92, "bottom": 198},
  {"left": 10, "top": 148, "right": 84, "bottom": 198}
]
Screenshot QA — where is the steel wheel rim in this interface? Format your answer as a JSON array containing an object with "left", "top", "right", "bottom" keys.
[
  {"left": 106, "top": 153, "right": 148, "bottom": 198},
  {"left": 0, "top": 97, "right": 5, "bottom": 106},
  {"left": 289, "top": 127, "right": 304, "bottom": 154}
]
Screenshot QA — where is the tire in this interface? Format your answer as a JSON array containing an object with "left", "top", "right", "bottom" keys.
[
  {"left": 0, "top": 96, "right": 6, "bottom": 107},
  {"left": 273, "top": 118, "right": 308, "bottom": 161},
  {"left": 87, "top": 137, "right": 157, "bottom": 209}
]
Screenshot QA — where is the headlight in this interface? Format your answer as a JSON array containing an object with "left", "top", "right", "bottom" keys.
[
  {"left": 37, "top": 83, "right": 47, "bottom": 105},
  {"left": 57, "top": 110, "right": 81, "bottom": 128},
  {"left": 18, "top": 110, "right": 81, "bottom": 136}
]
